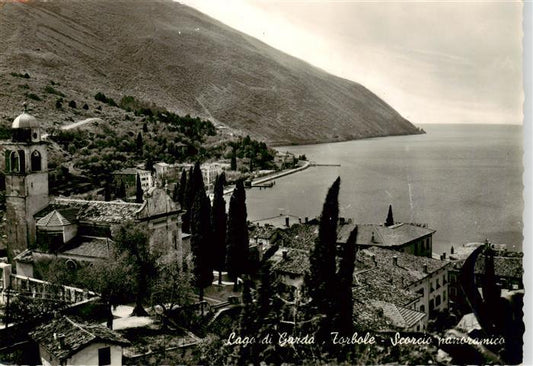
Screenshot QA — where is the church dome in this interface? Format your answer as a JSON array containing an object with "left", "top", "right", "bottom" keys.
[{"left": 12, "top": 113, "right": 39, "bottom": 129}]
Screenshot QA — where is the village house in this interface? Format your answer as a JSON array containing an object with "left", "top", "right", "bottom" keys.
[
  {"left": 355, "top": 247, "right": 451, "bottom": 322},
  {"left": 337, "top": 222, "right": 435, "bottom": 258},
  {"left": 30, "top": 316, "right": 130, "bottom": 366},
  {"left": 1, "top": 113, "right": 186, "bottom": 275}
]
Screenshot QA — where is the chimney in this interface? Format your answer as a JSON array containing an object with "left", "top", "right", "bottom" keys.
[
  {"left": 285, "top": 216, "right": 290, "bottom": 227},
  {"left": 442, "top": 252, "right": 446, "bottom": 260},
  {"left": 55, "top": 333, "right": 65, "bottom": 349},
  {"left": 450, "top": 246, "right": 455, "bottom": 254},
  {"left": 371, "top": 232, "right": 376, "bottom": 243},
  {"left": 298, "top": 217, "right": 302, "bottom": 224},
  {"left": 423, "top": 264, "right": 428, "bottom": 274},
  {"left": 392, "top": 256, "right": 398, "bottom": 266},
  {"left": 371, "top": 254, "right": 377, "bottom": 266},
  {"left": 305, "top": 217, "right": 309, "bottom": 224},
  {"left": 282, "top": 250, "right": 288, "bottom": 260}
]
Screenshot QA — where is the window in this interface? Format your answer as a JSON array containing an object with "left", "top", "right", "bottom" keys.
[
  {"left": 443, "top": 291, "right": 446, "bottom": 301},
  {"left": 436, "top": 295, "right": 441, "bottom": 307},
  {"left": 31, "top": 150, "right": 41, "bottom": 171},
  {"left": 98, "top": 347, "right": 111, "bottom": 366},
  {"left": 10, "top": 151, "right": 20, "bottom": 173}
]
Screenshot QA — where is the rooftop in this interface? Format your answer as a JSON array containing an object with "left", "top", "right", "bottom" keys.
[
  {"left": 371, "top": 300, "right": 426, "bottom": 330},
  {"left": 270, "top": 247, "right": 310, "bottom": 276},
  {"left": 30, "top": 316, "right": 130, "bottom": 362},
  {"left": 36, "top": 198, "right": 143, "bottom": 224},
  {"left": 36, "top": 209, "right": 77, "bottom": 227},
  {"left": 353, "top": 267, "right": 422, "bottom": 307},
  {"left": 61, "top": 236, "right": 115, "bottom": 260},
  {"left": 13, "top": 112, "right": 39, "bottom": 129},
  {"left": 474, "top": 255, "right": 523, "bottom": 279},
  {"left": 337, "top": 222, "right": 435, "bottom": 246},
  {"left": 356, "top": 247, "right": 449, "bottom": 286}
]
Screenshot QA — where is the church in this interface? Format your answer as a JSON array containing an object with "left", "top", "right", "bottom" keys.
[{"left": 1, "top": 112, "right": 187, "bottom": 276}]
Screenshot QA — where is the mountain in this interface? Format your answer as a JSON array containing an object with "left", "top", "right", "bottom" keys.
[{"left": 0, "top": 0, "right": 422, "bottom": 145}]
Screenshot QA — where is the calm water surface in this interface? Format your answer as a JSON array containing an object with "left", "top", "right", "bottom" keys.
[{"left": 246, "top": 124, "right": 523, "bottom": 254}]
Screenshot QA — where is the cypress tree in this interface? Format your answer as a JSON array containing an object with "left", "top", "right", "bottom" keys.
[
  {"left": 135, "top": 173, "right": 143, "bottom": 203},
  {"left": 136, "top": 132, "right": 143, "bottom": 156},
  {"left": 226, "top": 180, "right": 249, "bottom": 287},
  {"left": 172, "top": 181, "right": 180, "bottom": 203},
  {"left": 212, "top": 173, "right": 227, "bottom": 284},
  {"left": 117, "top": 181, "right": 126, "bottom": 199},
  {"left": 182, "top": 166, "right": 194, "bottom": 233},
  {"left": 334, "top": 225, "right": 358, "bottom": 337},
  {"left": 308, "top": 177, "right": 340, "bottom": 315},
  {"left": 190, "top": 185, "right": 214, "bottom": 302},
  {"left": 385, "top": 204, "right": 394, "bottom": 227},
  {"left": 104, "top": 178, "right": 111, "bottom": 201},
  {"left": 257, "top": 260, "right": 274, "bottom": 320},
  {"left": 178, "top": 169, "right": 188, "bottom": 205}
]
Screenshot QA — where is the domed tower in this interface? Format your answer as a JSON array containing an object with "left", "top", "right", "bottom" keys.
[{"left": 2, "top": 112, "right": 49, "bottom": 259}]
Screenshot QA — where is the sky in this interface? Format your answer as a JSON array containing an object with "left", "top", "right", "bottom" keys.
[{"left": 178, "top": 0, "right": 524, "bottom": 125}]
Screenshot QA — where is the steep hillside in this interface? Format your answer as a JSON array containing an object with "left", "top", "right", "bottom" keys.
[{"left": 0, "top": 0, "right": 422, "bottom": 145}]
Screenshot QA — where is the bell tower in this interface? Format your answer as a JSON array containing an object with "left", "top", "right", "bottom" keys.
[{"left": 2, "top": 112, "right": 49, "bottom": 259}]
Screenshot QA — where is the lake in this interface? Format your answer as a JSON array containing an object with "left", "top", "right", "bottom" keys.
[{"left": 245, "top": 124, "right": 524, "bottom": 255}]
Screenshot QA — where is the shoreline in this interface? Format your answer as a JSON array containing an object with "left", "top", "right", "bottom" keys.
[{"left": 223, "top": 161, "right": 311, "bottom": 196}]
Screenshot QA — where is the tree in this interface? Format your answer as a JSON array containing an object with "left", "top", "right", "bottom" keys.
[
  {"left": 151, "top": 260, "right": 192, "bottom": 322},
  {"left": 333, "top": 225, "right": 358, "bottom": 337},
  {"left": 306, "top": 177, "right": 341, "bottom": 343},
  {"left": 172, "top": 181, "right": 180, "bottom": 203},
  {"left": 135, "top": 173, "right": 143, "bottom": 203},
  {"left": 212, "top": 173, "right": 227, "bottom": 284},
  {"left": 177, "top": 169, "right": 187, "bottom": 206},
  {"left": 385, "top": 204, "right": 394, "bottom": 227},
  {"left": 190, "top": 184, "right": 214, "bottom": 302},
  {"left": 225, "top": 180, "right": 249, "bottom": 287},
  {"left": 308, "top": 177, "right": 340, "bottom": 315},
  {"left": 230, "top": 147, "right": 237, "bottom": 171},
  {"left": 113, "top": 221, "right": 156, "bottom": 316},
  {"left": 104, "top": 178, "right": 112, "bottom": 201},
  {"left": 136, "top": 132, "right": 143, "bottom": 156},
  {"left": 116, "top": 181, "right": 126, "bottom": 199},
  {"left": 182, "top": 166, "right": 195, "bottom": 233},
  {"left": 79, "top": 250, "right": 135, "bottom": 329}
]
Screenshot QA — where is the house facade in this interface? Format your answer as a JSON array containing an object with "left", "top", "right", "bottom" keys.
[{"left": 30, "top": 316, "right": 130, "bottom": 366}]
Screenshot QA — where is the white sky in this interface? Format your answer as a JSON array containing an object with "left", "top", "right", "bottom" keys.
[{"left": 178, "top": 0, "right": 524, "bottom": 125}]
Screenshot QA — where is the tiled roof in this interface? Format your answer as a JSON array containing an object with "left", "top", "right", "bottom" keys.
[
  {"left": 30, "top": 316, "right": 130, "bottom": 362},
  {"left": 270, "top": 247, "right": 310, "bottom": 276},
  {"left": 474, "top": 255, "right": 523, "bottom": 279},
  {"left": 356, "top": 247, "right": 449, "bottom": 286},
  {"left": 268, "top": 224, "right": 318, "bottom": 250},
  {"left": 353, "top": 267, "right": 421, "bottom": 307},
  {"left": 338, "top": 223, "right": 435, "bottom": 246},
  {"left": 371, "top": 300, "right": 425, "bottom": 329},
  {"left": 36, "top": 198, "right": 143, "bottom": 224},
  {"left": 36, "top": 209, "right": 75, "bottom": 227},
  {"left": 61, "top": 237, "right": 114, "bottom": 260}
]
